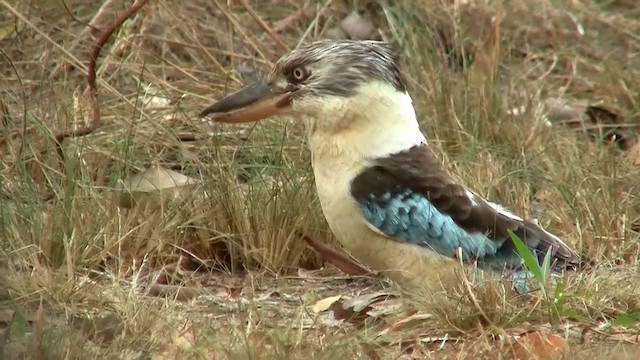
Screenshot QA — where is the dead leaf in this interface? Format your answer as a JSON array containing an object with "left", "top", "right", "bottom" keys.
[
  {"left": 329, "top": 292, "right": 398, "bottom": 325},
  {"left": 297, "top": 268, "right": 316, "bottom": 279},
  {"left": 339, "top": 11, "right": 376, "bottom": 40},
  {"left": 544, "top": 98, "right": 638, "bottom": 151},
  {"left": 511, "top": 331, "right": 566, "bottom": 360},
  {"left": 311, "top": 295, "right": 342, "bottom": 313},
  {"left": 213, "top": 286, "right": 242, "bottom": 299},
  {"left": 140, "top": 83, "right": 172, "bottom": 109},
  {"left": 342, "top": 292, "right": 396, "bottom": 313},
  {"left": 115, "top": 166, "right": 201, "bottom": 208}
]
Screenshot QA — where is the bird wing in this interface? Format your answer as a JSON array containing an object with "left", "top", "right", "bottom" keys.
[{"left": 349, "top": 144, "right": 584, "bottom": 271}]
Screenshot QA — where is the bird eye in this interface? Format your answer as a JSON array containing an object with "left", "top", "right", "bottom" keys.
[{"left": 290, "top": 67, "right": 308, "bottom": 82}]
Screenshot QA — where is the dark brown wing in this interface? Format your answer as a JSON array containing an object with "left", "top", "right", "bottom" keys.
[{"left": 350, "top": 144, "right": 585, "bottom": 270}]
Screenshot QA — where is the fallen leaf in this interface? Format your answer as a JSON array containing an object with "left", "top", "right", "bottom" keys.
[
  {"left": 329, "top": 292, "right": 398, "bottom": 325},
  {"left": 339, "top": 11, "right": 376, "bottom": 40},
  {"left": 544, "top": 98, "right": 638, "bottom": 151},
  {"left": 140, "top": 83, "right": 172, "bottom": 109},
  {"left": 342, "top": 292, "right": 396, "bottom": 313},
  {"left": 511, "top": 331, "right": 566, "bottom": 360},
  {"left": 115, "top": 166, "right": 201, "bottom": 208},
  {"left": 311, "top": 295, "right": 342, "bottom": 313}
]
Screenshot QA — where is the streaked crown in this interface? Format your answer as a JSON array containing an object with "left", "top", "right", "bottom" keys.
[{"left": 270, "top": 40, "right": 407, "bottom": 98}]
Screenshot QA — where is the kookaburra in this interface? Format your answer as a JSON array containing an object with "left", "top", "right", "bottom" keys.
[{"left": 200, "top": 40, "right": 586, "bottom": 294}]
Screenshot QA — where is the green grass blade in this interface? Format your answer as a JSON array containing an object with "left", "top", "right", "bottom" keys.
[{"left": 508, "top": 229, "right": 544, "bottom": 283}]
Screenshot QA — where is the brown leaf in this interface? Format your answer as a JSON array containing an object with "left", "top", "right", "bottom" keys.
[
  {"left": 329, "top": 292, "right": 397, "bottom": 325},
  {"left": 311, "top": 295, "right": 343, "bottom": 313},
  {"left": 511, "top": 331, "right": 566, "bottom": 360},
  {"left": 115, "top": 166, "right": 201, "bottom": 208},
  {"left": 342, "top": 292, "right": 397, "bottom": 313},
  {"left": 339, "top": 11, "right": 376, "bottom": 40},
  {"left": 544, "top": 98, "right": 638, "bottom": 150}
]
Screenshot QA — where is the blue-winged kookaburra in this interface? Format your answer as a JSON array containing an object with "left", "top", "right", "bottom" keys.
[{"left": 200, "top": 40, "right": 586, "bottom": 294}]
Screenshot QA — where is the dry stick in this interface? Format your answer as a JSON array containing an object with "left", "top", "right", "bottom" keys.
[
  {"left": 272, "top": 1, "right": 312, "bottom": 33},
  {"left": 237, "top": 0, "right": 289, "bottom": 52},
  {"left": 53, "top": 0, "right": 150, "bottom": 157},
  {"left": 51, "top": 0, "right": 122, "bottom": 79},
  {"left": 296, "top": 0, "right": 333, "bottom": 50},
  {"left": 214, "top": 0, "right": 271, "bottom": 65},
  {"left": 0, "top": 1, "right": 151, "bottom": 121}
]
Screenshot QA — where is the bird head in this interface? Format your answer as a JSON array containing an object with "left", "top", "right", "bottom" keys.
[{"left": 200, "top": 40, "right": 417, "bottom": 137}]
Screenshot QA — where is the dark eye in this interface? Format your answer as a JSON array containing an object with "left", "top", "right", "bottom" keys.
[{"left": 290, "top": 67, "right": 308, "bottom": 82}]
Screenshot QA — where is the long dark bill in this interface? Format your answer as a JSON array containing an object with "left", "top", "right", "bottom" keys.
[{"left": 199, "top": 81, "right": 293, "bottom": 123}]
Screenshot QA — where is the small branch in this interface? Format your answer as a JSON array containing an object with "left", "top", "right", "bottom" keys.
[
  {"left": 214, "top": 0, "right": 271, "bottom": 64},
  {"left": 237, "top": 0, "right": 289, "bottom": 52},
  {"left": 50, "top": 0, "right": 122, "bottom": 79},
  {"left": 53, "top": 0, "right": 150, "bottom": 154},
  {"left": 272, "top": 1, "right": 312, "bottom": 34}
]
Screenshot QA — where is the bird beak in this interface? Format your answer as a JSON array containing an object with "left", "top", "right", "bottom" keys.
[{"left": 199, "top": 81, "right": 293, "bottom": 123}]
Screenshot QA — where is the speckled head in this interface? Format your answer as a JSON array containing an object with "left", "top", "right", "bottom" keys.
[
  {"left": 199, "top": 40, "right": 409, "bottom": 124},
  {"left": 272, "top": 40, "right": 407, "bottom": 98}
]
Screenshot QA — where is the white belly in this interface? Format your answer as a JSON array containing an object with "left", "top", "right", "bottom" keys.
[{"left": 311, "top": 154, "right": 461, "bottom": 295}]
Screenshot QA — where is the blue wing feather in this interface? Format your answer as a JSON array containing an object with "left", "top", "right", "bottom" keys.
[
  {"left": 349, "top": 144, "right": 585, "bottom": 272},
  {"left": 355, "top": 189, "right": 514, "bottom": 266}
]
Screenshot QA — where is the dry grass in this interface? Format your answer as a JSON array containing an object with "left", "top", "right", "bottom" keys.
[{"left": 1, "top": 0, "right": 640, "bottom": 358}]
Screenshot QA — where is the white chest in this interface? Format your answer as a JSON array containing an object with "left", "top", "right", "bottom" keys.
[{"left": 310, "top": 147, "right": 365, "bottom": 242}]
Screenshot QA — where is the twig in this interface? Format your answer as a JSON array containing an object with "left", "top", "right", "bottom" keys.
[
  {"left": 300, "top": 234, "right": 374, "bottom": 276},
  {"left": 0, "top": 0, "right": 153, "bottom": 118},
  {"left": 53, "top": 0, "right": 150, "bottom": 156},
  {"left": 50, "top": 0, "right": 122, "bottom": 79},
  {"left": 237, "top": 0, "right": 289, "bottom": 52},
  {"left": 296, "top": 0, "right": 333, "bottom": 49},
  {"left": 272, "top": 1, "right": 312, "bottom": 33},
  {"left": 213, "top": 0, "right": 271, "bottom": 64}
]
